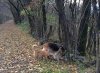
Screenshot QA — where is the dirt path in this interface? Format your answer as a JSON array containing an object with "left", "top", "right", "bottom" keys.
[{"left": 0, "top": 20, "right": 39, "bottom": 73}]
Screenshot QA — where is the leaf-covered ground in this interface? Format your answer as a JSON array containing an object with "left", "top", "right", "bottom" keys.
[{"left": 0, "top": 20, "right": 95, "bottom": 73}]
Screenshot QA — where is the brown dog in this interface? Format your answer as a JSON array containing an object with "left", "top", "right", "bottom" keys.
[
  {"left": 33, "top": 49, "right": 49, "bottom": 60},
  {"left": 42, "top": 42, "right": 64, "bottom": 61}
]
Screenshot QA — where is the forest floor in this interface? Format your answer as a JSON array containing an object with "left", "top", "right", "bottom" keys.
[{"left": 0, "top": 20, "right": 95, "bottom": 73}]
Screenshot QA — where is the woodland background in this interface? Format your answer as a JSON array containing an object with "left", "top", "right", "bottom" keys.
[{"left": 0, "top": 0, "right": 100, "bottom": 73}]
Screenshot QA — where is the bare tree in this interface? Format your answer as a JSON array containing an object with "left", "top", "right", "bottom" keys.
[
  {"left": 55, "top": 0, "right": 71, "bottom": 57},
  {"left": 8, "top": 0, "right": 21, "bottom": 23},
  {"left": 77, "top": 0, "right": 91, "bottom": 55}
]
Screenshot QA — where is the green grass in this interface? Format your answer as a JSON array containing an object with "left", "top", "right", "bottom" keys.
[
  {"left": 34, "top": 59, "right": 71, "bottom": 73},
  {"left": 75, "top": 61, "right": 86, "bottom": 73},
  {"left": 42, "top": 69, "right": 69, "bottom": 73},
  {"left": 17, "top": 21, "right": 30, "bottom": 33}
]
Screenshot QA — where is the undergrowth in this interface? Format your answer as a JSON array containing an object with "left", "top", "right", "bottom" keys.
[
  {"left": 17, "top": 21, "right": 30, "bottom": 33},
  {"left": 35, "top": 59, "right": 71, "bottom": 73}
]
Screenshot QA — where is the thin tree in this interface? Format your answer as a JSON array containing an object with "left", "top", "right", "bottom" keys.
[
  {"left": 96, "top": 0, "right": 100, "bottom": 73},
  {"left": 41, "top": 0, "right": 47, "bottom": 39}
]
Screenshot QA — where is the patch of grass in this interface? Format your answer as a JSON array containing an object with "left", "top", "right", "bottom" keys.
[
  {"left": 17, "top": 21, "right": 30, "bottom": 33},
  {"left": 34, "top": 59, "right": 70, "bottom": 73},
  {"left": 42, "top": 69, "right": 69, "bottom": 73},
  {"left": 72, "top": 61, "right": 88, "bottom": 73}
]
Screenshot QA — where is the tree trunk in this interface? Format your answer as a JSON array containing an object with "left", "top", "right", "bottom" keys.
[
  {"left": 77, "top": 0, "right": 91, "bottom": 55},
  {"left": 98, "top": 0, "right": 100, "bottom": 30},
  {"left": 8, "top": 0, "right": 21, "bottom": 23},
  {"left": 42, "top": 0, "right": 47, "bottom": 40},
  {"left": 96, "top": 33, "right": 100, "bottom": 73},
  {"left": 55, "top": 0, "right": 70, "bottom": 53},
  {"left": 28, "top": 15, "right": 35, "bottom": 35},
  {"left": 96, "top": 0, "right": 100, "bottom": 73}
]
